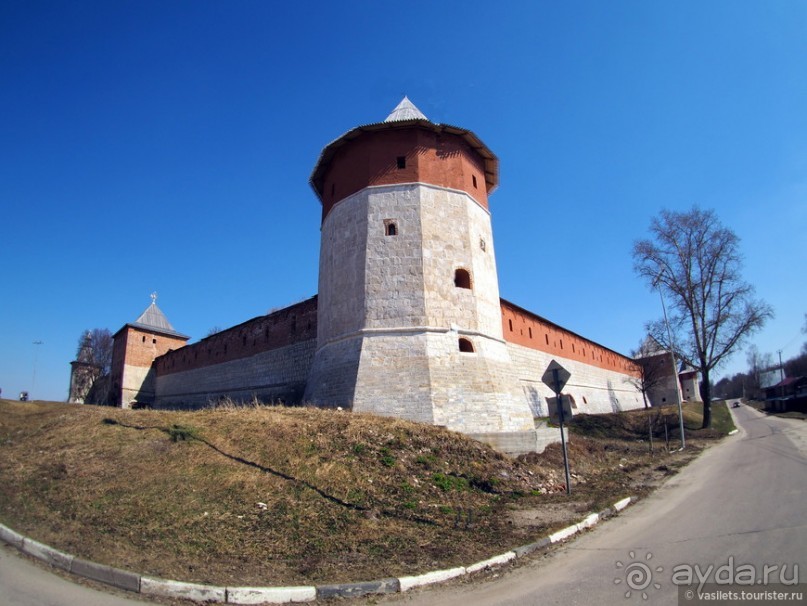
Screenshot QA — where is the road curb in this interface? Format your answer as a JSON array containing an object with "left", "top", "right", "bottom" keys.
[
  {"left": 21, "top": 537, "right": 74, "bottom": 571},
  {"left": 70, "top": 557, "right": 142, "bottom": 592},
  {"left": 141, "top": 576, "right": 227, "bottom": 602},
  {"left": 0, "top": 495, "right": 637, "bottom": 602},
  {"left": 315, "top": 578, "right": 399, "bottom": 600},
  {"left": 0, "top": 523, "right": 24, "bottom": 548},
  {"left": 226, "top": 585, "right": 317, "bottom": 604}
]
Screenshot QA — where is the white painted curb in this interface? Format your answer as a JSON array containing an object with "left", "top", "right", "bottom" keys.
[
  {"left": 577, "top": 512, "right": 600, "bottom": 530},
  {"left": 140, "top": 577, "right": 226, "bottom": 602},
  {"left": 613, "top": 496, "right": 632, "bottom": 511},
  {"left": 549, "top": 524, "right": 579, "bottom": 544},
  {"left": 466, "top": 551, "right": 516, "bottom": 574},
  {"left": 226, "top": 585, "right": 317, "bottom": 604},
  {"left": 399, "top": 566, "right": 466, "bottom": 591}
]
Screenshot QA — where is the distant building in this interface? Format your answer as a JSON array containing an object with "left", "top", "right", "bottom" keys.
[
  {"left": 85, "top": 98, "right": 648, "bottom": 454},
  {"left": 633, "top": 336, "right": 701, "bottom": 406},
  {"left": 764, "top": 376, "right": 807, "bottom": 412}
]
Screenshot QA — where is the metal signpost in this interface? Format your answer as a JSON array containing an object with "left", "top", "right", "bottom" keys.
[{"left": 542, "top": 360, "right": 572, "bottom": 495}]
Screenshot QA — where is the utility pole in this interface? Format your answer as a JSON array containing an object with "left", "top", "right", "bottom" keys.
[
  {"left": 32, "top": 340, "right": 44, "bottom": 399},
  {"left": 656, "top": 276, "right": 686, "bottom": 449}
]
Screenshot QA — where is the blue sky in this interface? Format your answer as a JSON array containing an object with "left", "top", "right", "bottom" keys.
[{"left": 1, "top": 1, "right": 805, "bottom": 401}]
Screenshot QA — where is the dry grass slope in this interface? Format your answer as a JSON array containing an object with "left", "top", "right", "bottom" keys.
[{"left": 0, "top": 399, "right": 732, "bottom": 586}]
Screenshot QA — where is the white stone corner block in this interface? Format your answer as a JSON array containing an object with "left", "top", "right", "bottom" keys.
[
  {"left": 549, "top": 524, "right": 579, "bottom": 544},
  {"left": 141, "top": 577, "right": 226, "bottom": 602},
  {"left": 398, "top": 566, "right": 467, "bottom": 591},
  {"left": 577, "top": 512, "right": 600, "bottom": 530},
  {"left": 226, "top": 586, "right": 316, "bottom": 604},
  {"left": 613, "top": 497, "right": 632, "bottom": 512},
  {"left": 728, "top": 429, "right": 739, "bottom": 436},
  {"left": 466, "top": 551, "right": 516, "bottom": 574}
]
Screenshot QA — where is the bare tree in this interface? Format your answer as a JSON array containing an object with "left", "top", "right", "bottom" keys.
[
  {"left": 77, "top": 328, "right": 114, "bottom": 374},
  {"left": 74, "top": 328, "right": 114, "bottom": 404},
  {"left": 633, "top": 207, "right": 773, "bottom": 428},
  {"left": 802, "top": 313, "right": 807, "bottom": 355}
]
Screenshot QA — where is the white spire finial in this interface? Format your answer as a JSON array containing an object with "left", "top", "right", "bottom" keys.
[{"left": 150, "top": 291, "right": 158, "bottom": 305}]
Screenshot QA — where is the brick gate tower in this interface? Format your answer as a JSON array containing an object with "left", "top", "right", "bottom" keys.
[
  {"left": 110, "top": 294, "right": 189, "bottom": 408},
  {"left": 304, "top": 98, "right": 538, "bottom": 453}
]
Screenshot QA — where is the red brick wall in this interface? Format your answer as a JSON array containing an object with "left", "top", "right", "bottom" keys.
[
  {"left": 156, "top": 296, "right": 318, "bottom": 376},
  {"left": 110, "top": 327, "right": 188, "bottom": 405},
  {"left": 501, "top": 299, "right": 641, "bottom": 378},
  {"left": 319, "top": 128, "right": 489, "bottom": 221},
  {"left": 119, "top": 328, "right": 187, "bottom": 367}
]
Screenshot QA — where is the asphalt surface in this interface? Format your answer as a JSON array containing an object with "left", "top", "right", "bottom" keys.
[
  {"left": 1, "top": 401, "right": 804, "bottom": 605},
  {"left": 379, "top": 401, "right": 807, "bottom": 605}
]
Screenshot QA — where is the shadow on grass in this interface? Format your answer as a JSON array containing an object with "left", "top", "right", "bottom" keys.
[{"left": 102, "top": 418, "right": 438, "bottom": 526}]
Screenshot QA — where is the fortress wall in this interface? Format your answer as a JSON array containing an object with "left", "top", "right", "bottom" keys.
[
  {"left": 350, "top": 332, "right": 436, "bottom": 423},
  {"left": 318, "top": 128, "right": 489, "bottom": 220},
  {"left": 507, "top": 342, "right": 644, "bottom": 416},
  {"left": 154, "top": 338, "right": 316, "bottom": 408},
  {"left": 155, "top": 297, "right": 317, "bottom": 376},
  {"left": 120, "top": 365, "right": 155, "bottom": 408},
  {"left": 426, "top": 332, "right": 535, "bottom": 433},
  {"left": 501, "top": 300, "right": 641, "bottom": 378},
  {"left": 419, "top": 185, "right": 503, "bottom": 336}
]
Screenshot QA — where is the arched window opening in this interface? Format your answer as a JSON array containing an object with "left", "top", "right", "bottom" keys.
[
  {"left": 459, "top": 338, "right": 475, "bottom": 353},
  {"left": 385, "top": 221, "right": 398, "bottom": 236},
  {"left": 454, "top": 268, "right": 472, "bottom": 289}
]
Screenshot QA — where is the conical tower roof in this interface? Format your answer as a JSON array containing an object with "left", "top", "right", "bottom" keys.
[{"left": 384, "top": 96, "right": 428, "bottom": 122}]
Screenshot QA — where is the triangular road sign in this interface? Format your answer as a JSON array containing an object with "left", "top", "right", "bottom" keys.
[{"left": 541, "top": 360, "right": 571, "bottom": 393}]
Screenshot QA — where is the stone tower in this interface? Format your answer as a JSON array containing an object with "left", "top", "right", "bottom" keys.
[
  {"left": 304, "top": 98, "right": 537, "bottom": 453},
  {"left": 110, "top": 295, "right": 189, "bottom": 408}
]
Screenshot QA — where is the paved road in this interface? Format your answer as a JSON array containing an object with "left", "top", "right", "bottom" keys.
[
  {"left": 0, "top": 545, "right": 145, "bottom": 606},
  {"left": 379, "top": 401, "right": 807, "bottom": 605},
  {"left": 1, "top": 402, "right": 804, "bottom": 605}
]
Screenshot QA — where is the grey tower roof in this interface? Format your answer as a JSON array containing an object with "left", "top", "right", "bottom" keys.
[
  {"left": 115, "top": 296, "right": 189, "bottom": 340},
  {"left": 384, "top": 96, "right": 428, "bottom": 122},
  {"left": 134, "top": 302, "right": 178, "bottom": 333}
]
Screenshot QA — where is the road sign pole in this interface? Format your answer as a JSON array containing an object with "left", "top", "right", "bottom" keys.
[{"left": 554, "top": 368, "right": 572, "bottom": 495}]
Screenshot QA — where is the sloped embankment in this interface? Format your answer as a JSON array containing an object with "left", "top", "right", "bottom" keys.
[{"left": 0, "top": 400, "right": 719, "bottom": 585}]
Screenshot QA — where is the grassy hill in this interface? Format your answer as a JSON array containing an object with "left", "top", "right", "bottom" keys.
[{"left": 0, "top": 399, "right": 731, "bottom": 586}]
